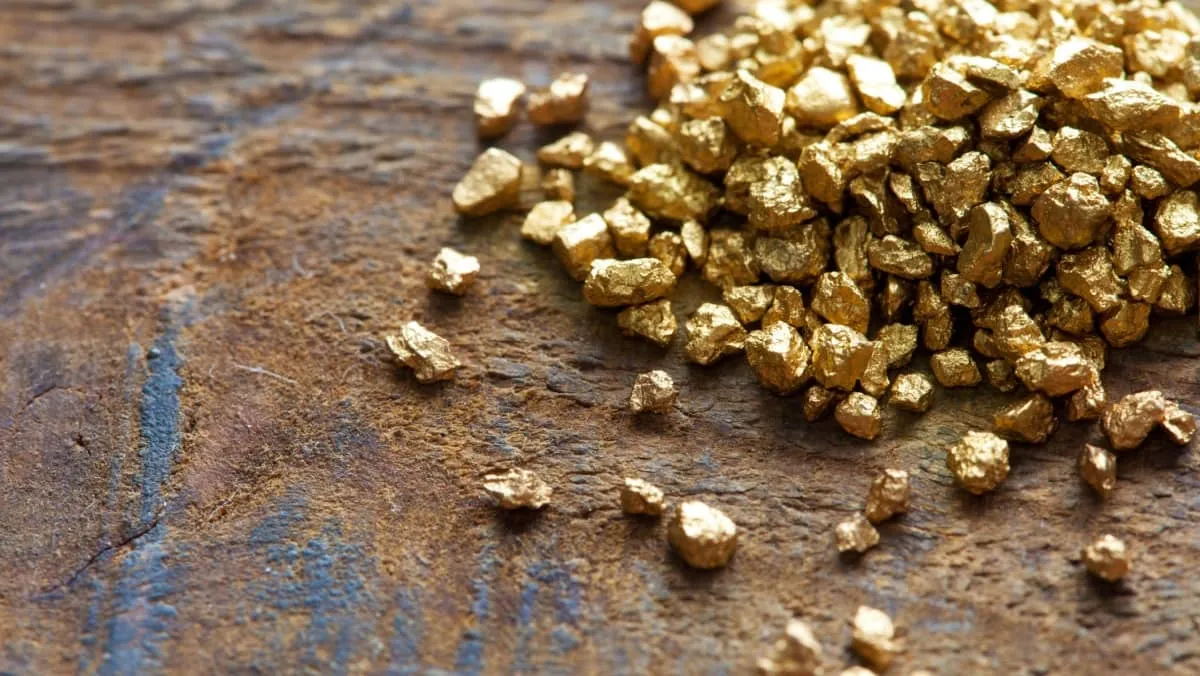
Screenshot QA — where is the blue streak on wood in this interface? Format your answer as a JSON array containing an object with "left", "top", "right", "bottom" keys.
[
  {"left": 387, "top": 588, "right": 424, "bottom": 675},
  {"left": 99, "top": 320, "right": 184, "bottom": 676},
  {"left": 453, "top": 543, "right": 497, "bottom": 675}
]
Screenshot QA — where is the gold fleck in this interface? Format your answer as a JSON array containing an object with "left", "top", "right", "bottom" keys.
[
  {"left": 621, "top": 477, "right": 667, "bottom": 516},
  {"left": 427, "top": 247, "right": 480, "bottom": 296},
  {"left": 668, "top": 501, "right": 738, "bottom": 569},
  {"left": 835, "top": 513, "right": 880, "bottom": 554},
  {"left": 865, "top": 469, "right": 910, "bottom": 523},
  {"left": 474, "top": 77, "right": 526, "bottom": 139},
  {"left": 947, "top": 431, "right": 1010, "bottom": 495},
  {"left": 617, "top": 299, "right": 677, "bottom": 348},
  {"left": 685, "top": 302, "right": 750, "bottom": 365},
  {"left": 386, "top": 322, "right": 460, "bottom": 384},
  {"left": 483, "top": 468, "right": 552, "bottom": 510},
  {"left": 452, "top": 148, "right": 523, "bottom": 217}
]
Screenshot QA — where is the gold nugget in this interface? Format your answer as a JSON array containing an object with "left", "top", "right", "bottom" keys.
[
  {"left": 452, "top": 148, "right": 523, "bottom": 217},
  {"left": 621, "top": 478, "right": 667, "bottom": 515},
  {"left": 537, "top": 131, "right": 595, "bottom": 169},
  {"left": 521, "top": 200, "right": 575, "bottom": 246},
  {"left": 850, "top": 606, "right": 899, "bottom": 670},
  {"left": 427, "top": 247, "right": 480, "bottom": 296},
  {"left": 947, "top": 431, "right": 1009, "bottom": 495},
  {"left": 629, "top": 370, "right": 678, "bottom": 414},
  {"left": 483, "top": 468, "right": 552, "bottom": 510},
  {"left": 617, "top": 299, "right": 677, "bottom": 348},
  {"left": 889, "top": 372, "right": 935, "bottom": 413},
  {"left": 930, "top": 348, "right": 981, "bottom": 388},
  {"left": 865, "top": 469, "right": 910, "bottom": 523},
  {"left": 583, "top": 258, "right": 676, "bottom": 308},
  {"left": 685, "top": 303, "right": 749, "bottom": 365},
  {"left": 386, "top": 322, "right": 460, "bottom": 383},
  {"left": 746, "top": 321, "right": 811, "bottom": 395},
  {"left": 756, "top": 618, "right": 823, "bottom": 676},
  {"left": 528, "top": 72, "right": 588, "bottom": 125},
  {"left": 835, "top": 513, "right": 880, "bottom": 554},
  {"left": 835, "top": 393, "right": 882, "bottom": 440},
  {"left": 630, "top": 1, "right": 694, "bottom": 65},
  {"left": 474, "top": 77, "right": 525, "bottom": 139},
  {"left": 668, "top": 500, "right": 738, "bottom": 569},
  {"left": 552, "top": 214, "right": 616, "bottom": 281},
  {"left": 1082, "top": 534, "right": 1130, "bottom": 583},
  {"left": 993, "top": 393, "right": 1056, "bottom": 444},
  {"left": 1079, "top": 444, "right": 1117, "bottom": 498}
]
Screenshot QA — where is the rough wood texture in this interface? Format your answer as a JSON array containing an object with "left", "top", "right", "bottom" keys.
[{"left": 2, "top": 1, "right": 1199, "bottom": 673}]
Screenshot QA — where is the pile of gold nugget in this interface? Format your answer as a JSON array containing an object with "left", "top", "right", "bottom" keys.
[{"left": 389, "top": 0, "right": 1200, "bottom": 643}]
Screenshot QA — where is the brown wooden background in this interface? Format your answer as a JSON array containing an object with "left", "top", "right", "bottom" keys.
[{"left": 1, "top": 0, "right": 1199, "bottom": 673}]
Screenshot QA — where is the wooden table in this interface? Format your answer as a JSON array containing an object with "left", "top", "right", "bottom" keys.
[{"left": 2, "top": 1, "right": 1199, "bottom": 673}]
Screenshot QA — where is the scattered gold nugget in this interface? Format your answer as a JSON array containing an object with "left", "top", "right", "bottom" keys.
[
  {"left": 947, "top": 431, "right": 1009, "bottom": 495},
  {"left": 540, "top": 168, "right": 575, "bottom": 202},
  {"left": 617, "top": 299, "right": 677, "bottom": 348},
  {"left": 850, "top": 606, "right": 900, "bottom": 671},
  {"left": 452, "top": 148, "right": 523, "bottom": 217},
  {"left": 1101, "top": 390, "right": 1177, "bottom": 451},
  {"left": 865, "top": 469, "right": 910, "bottom": 523},
  {"left": 835, "top": 513, "right": 880, "bottom": 554},
  {"left": 528, "top": 72, "right": 588, "bottom": 125},
  {"left": 745, "top": 322, "right": 811, "bottom": 395},
  {"left": 889, "top": 372, "right": 934, "bottom": 413},
  {"left": 756, "top": 618, "right": 823, "bottom": 676},
  {"left": 835, "top": 393, "right": 882, "bottom": 440},
  {"left": 685, "top": 303, "right": 749, "bottom": 365},
  {"left": 521, "top": 200, "right": 575, "bottom": 246},
  {"left": 930, "top": 348, "right": 981, "bottom": 388},
  {"left": 426, "top": 247, "right": 480, "bottom": 296},
  {"left": 553, "top": 214, "right": 615, "bottom": 281},
  {"left": 474, "top": 77, "right": 525, "bottom": 139},
  {"left": 483, "top": 468, "right": 552, "bottom": 510},
  {"left": 386, "top": 322, "right": 460, "bottom": 384},
  {"left": 537, "top": 132, "right": 595, "bottom": 169},
  {"left": 629, "top": 370, "right": 678, "bottom": 414},
  {"left": 993, "top": 393, "right": 1056, "bottom": 444},
  {"left": 1082, "top": 534, "right": 1130, "bottom": 583},
  {"left": 668, "top": 500, "right": 738, "bottom": 569},
  {"left": 621, "top": 477, "right": 666, "bottom": 516},
  {"left": 1079, "top": 444, "right": 1117, "bottom": 498},
  {"left": 583, "top": 258, "right": 676, "bottom": 308}
]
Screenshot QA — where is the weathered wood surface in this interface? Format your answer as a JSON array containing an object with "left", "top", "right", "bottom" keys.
[{"left": 2, "top": 0, "right": 1200, "bottom": 673}]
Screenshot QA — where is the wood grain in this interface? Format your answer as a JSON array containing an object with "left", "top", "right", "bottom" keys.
[{"left": 1, "top": 1, "right": 1199, "bottom": 673}]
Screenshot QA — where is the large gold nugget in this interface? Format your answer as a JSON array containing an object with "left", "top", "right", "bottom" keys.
[
  {"left": 667, "top": 501, "right": 738, "bottom": 569},
  {"left": 452, "top": 148, "right": 523, "bottom": 217},
  {"left": 947, "top": 431, "right": 1009, "bottom": 495}
]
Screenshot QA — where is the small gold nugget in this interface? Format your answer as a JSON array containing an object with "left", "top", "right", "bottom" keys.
[
  {"left": 802, "top": 385, "right": 840, "bottom": 422},
  {"left": 620, "top": 477, "right": 666, "bottom": 516},
  {"left": 1101, "top": 390, "right": 1197, "bottom": 450},
  {"left": 888, "top": 372, "right": 934, "bottom": 413},
  {"left": 630, "top": 1, "right": 694, "bottom": 65},
  {"left": 930, "top": 348, "right": 981, "bottom": 388},
  {"left": 427, "top": 247, "right": 480, "bottom": 296},
  {"left": 1079, "top": 444, "right": 1117, "bottom": 498},
  {"left": 583, "top": 258, "right": 676, "bottom": 308},
  {"left": 521, "top": 201, "right": 575, "bottom": 246},
  {"left": 947, "top": 431, "right": 1009, "bottom": 495},
  {"left": 850, "top": 606, "right": 899, "bottom": 671},
  {"left": 835, "top": 393, "right": 882, "bottom": 440},
  {"left": 993, "top": 393, "right": 1056, "bottom": 444},
  {"left": 685, "top": 303, "right": 749, "bottom": 365},
  {"left": 541, "top": 168, "right": 575, "bottom": 202},
  {"left": 385, "top": 322, "right": 460, "bottom": 384},
  {"left": 474, "top": 77, "right": 525, "bottom": 139},
  {"left": 452, "top": 148, "right": 523, "bottom": 217},
  {"left": 537, "top": 131, "right": 594, "bottom": 169},
  {"left": 865, "top": 469, "right": 910, "bottom": 523},
  {"left": 617, "top": 299, "right": 677, "bottom": 348},
  {"left": 756, "top": 618, "right": 823, "bottom": 676},
  {"left": 835, "top": 513, "right": 880, "bottom": 554},
  {"left": 745, "top": 322, "right": 811, "bottom": 395},
  {"left": 1014, "top": 341, "right": 1096, "bottom": 397},
  {"left": 629, "top": 370, "right": 678, "bottom": 414},
  {"left": 1082, "top": 534, "right": 1131, "bottom": 583},
  {"left": 528, "top": 72, "right": 588, "bottom": 125},
  {"left": 483, "top": 468, "right": 552, "bottom": 510},
  {"left": 668, "top": 500, "right": 738, "bottom": 569},
  {"left": 552, "top": 214, "right": 615, "bottom": 281}
]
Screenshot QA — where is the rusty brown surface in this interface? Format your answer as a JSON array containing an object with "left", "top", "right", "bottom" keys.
[{"left": 1, "top": 1, "right": 1200, "bottom": 674}]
